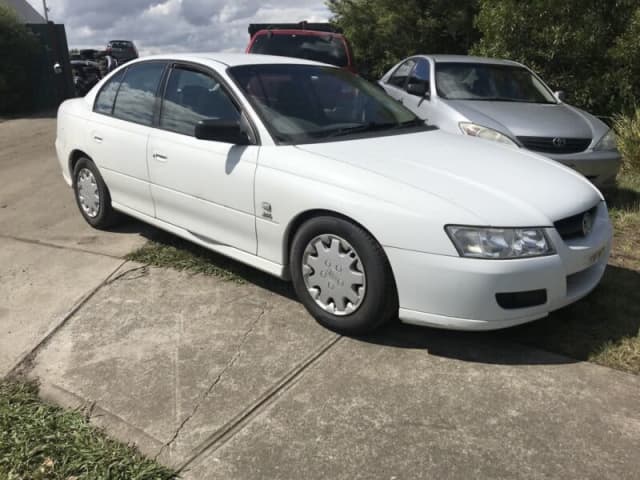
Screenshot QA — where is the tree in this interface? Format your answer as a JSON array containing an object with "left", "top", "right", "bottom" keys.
[
  {"left": 328, "top": 0, "right": 479, "bottom": 78},
  {"left": 608, "top": 5, "right": 640, "bottom": 112},
  {"left": 471, "top": 0, "right": 639, "bottom": 115},
  {"left": 0, "top": 4, "right": 38, "bottom": 114}
]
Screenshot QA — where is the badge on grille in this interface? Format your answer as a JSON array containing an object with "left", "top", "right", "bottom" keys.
[{"left": 552, "top": 137, "right": 567, "bottom": 147}]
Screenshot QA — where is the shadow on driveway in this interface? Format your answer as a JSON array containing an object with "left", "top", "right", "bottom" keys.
[{"left": 110, "top": 216, "right": 639, "bottom": 371}]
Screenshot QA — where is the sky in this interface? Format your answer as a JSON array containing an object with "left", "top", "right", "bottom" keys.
[{"left": 25, "top": 0, "right": 331, "bottom": 54}]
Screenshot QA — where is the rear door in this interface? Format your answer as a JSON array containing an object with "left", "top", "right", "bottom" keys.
[
  {"left": 147, "top": 63, "right": 258, "bottom": 254},
  {"left": 89, "top": 61, "right": 167, "bottom": 216}
]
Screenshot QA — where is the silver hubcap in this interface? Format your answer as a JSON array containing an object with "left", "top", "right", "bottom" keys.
[
  {"left": 76, "top": 168, "right": 100, "bottom": 218},
  {"left": 302, "top": 234, "right": 366, "bottom": 316}
]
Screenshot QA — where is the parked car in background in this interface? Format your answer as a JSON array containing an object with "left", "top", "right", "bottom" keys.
[
  {"left": 70, "top": 60, "right": 102, "bottom": 96},
  {"left": 55, "top": 53, "right": 611, "bottom": 335},
  {"left": 106, "top": 40, "right": 138, "bottom": 64},
  {"left": 247, "top": 22, "right": 356, "bottom": 73},
  {"left": 380, "top": 55, "right": 621, "bottom": 188}
]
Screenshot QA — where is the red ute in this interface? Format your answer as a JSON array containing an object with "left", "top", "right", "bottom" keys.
[{"left": 246, "top": 22, "right": 357, "bottom": 73}]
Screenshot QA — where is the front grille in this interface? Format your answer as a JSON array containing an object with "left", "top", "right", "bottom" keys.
[
  {"left": 554, "top": 206, "right": 597, "bottom": 240},
  {"left": 517, "top": 136, "right": 591, "bottom": 154}
]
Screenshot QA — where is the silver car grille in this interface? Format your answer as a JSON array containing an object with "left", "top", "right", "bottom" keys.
[{"left": 517, "top": 136, "right": 592, "bottom": 154}]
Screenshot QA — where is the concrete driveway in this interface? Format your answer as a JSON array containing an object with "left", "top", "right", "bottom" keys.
[{"left": 2, "top": 117, "right": 639, "bottom": 479}]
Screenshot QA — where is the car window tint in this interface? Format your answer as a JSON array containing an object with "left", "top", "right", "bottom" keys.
[
  {"left": 388, "top": 59, "right": 416, "bottom": 88},
  {"left": 94, "top": 69, "right": 125, "bottom": 114},
  {"left": 160, "top": 67, "right": 240, "bottom": 136},
  {"left": 112, "top": 62, "right": 165, "bottom": 125}
]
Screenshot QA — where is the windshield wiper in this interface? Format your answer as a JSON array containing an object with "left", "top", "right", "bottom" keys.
[
  {"left": 324, "top": 121, "right": 399, "bottom": 138},
  {"left": 393, "top": 118, "right": 426, "bottom": 128}
]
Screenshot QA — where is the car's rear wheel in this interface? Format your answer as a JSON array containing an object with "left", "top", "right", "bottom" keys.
[
  {"left": 72, "top": 157, "right": 119, "bottom": 229},
  {"left": 290, "top": 216, "right": 398, "bottom": 335}
]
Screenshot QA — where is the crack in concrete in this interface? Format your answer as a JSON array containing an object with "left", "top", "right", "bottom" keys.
[
  {"left": 105, "top": 264, "right": 149, "bottom": 284},
  {"left": 155, "top": 306, "right": 267, "bottom": 460},
  {"left": 5, "top": 260, "right": 128, "bottom": 380}
]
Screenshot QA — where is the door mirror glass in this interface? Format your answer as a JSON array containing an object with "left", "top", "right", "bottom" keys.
[
  {"left": 407, "top": 81, "right": 429, "bottom": 98},
  {"left": 554, "top": 90, "right": 566, "bottom": 102},
  {"left": 195, "top": 119, "right": 250, "bottom": 145}
]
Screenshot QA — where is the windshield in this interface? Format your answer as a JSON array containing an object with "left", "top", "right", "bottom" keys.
[
  {"left": 435, "top": 62, "right": 557, "bottom": 104},
  {"left": 229, "top": 64, "right": 427, "bottom": 144},
  {"left": 249, "top": 33, "right": 349, "bottom": 68}
]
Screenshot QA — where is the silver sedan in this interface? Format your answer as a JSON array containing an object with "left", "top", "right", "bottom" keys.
[{"left": 380, "top": 55, "right": 621, "bottom": 188}]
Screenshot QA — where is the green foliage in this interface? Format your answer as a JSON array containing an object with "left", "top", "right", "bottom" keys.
[
  {"left": 471, "top": 0, "right": 640, "bottom": 115},
  {"left": 0, "top": 5, "right": 39, "bottom": 114},
  {"left": 614, "top": 108, "right": 640, "bottom": 174},
  {"left": 609, "top": 8, "right": 640, "bottom": 111},
  {"left": 0, "top": 381, "right": 177, "bottom": 479},
  {"left": 328, "top": 0, "right": 479, "bottom": 78}
]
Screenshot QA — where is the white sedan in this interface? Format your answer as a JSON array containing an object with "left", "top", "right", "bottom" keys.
[{"left": 55, "top": 53, "right": 612, "bottom": 334}]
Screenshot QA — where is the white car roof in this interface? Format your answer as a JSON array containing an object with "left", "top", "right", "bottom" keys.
[{"left": 136, "top": 52, "right": 332, "bottom": 68}]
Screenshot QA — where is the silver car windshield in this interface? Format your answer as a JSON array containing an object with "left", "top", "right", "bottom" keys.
[
  {"left": 435, "top": 62, "right": 557, "bottom": 104},
  {"left": 229, "top": 64, "right": 428, "bottom": 144}
]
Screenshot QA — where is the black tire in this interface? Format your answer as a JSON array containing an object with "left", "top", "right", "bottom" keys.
[
  {"left": 72, "top": 157, "right": 120, "bottom": 229},
  {"left": 290, "top": 216, "right": 398, "bottom": 335}
]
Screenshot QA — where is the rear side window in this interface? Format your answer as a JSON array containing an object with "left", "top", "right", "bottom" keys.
[
  {"left": 160, "top": 67, "right": 240, "bottom": 136},
  {"left": 94, "top": 69, "right": 125, "bottom": 114},
  {"left": 249, "top": 33, "right": 348, "bottom": 68},
  {"left": 112, "top": 62, "right": 165, "bottom": 125},
  {"left": 388, "top": 59, "right": 416, "bottom": 88}
]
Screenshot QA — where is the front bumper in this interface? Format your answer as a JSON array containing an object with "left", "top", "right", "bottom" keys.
[
  {"left": 542, "top": 150, "right": 621, "bottom": 188},
  {"left": 387, "top": 203, "right": 612, "bottom": 331}
]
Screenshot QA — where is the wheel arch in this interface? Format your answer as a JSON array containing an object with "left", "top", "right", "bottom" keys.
[
  {"left": 283, "top": 209, "right": 398, "bottom": 294},
  {"left": 69, "top": 149, "right": 91, "bottom": 178}
]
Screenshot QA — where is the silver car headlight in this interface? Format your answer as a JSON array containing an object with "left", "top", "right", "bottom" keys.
[
  {"left": 459, "top": 122, "right": 519, "bottom": 147},
  {"left": 445, "top": 226, "right": 554, "bottom": 259},
  {"left": 593, "top": 129, "right": 617, "bottom": 151}
]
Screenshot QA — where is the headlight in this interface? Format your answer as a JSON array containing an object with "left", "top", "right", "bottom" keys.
[
  {"left": 593, "top": 129, "right": 617, "bottom": 151},
  {"left": 446, "top": 226, "right": 554, "bottom": 259},
  {"left": 459, "top": 122, "right": 519, "bottom": 147}
]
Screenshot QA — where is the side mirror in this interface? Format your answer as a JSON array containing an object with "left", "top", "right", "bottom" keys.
[
  {"left": 195, "top": 118, "right": 251, "bottom": 145},
  {"left": 407, "top": 81, "right": 430, "bottom": 99},
  {"left": 554, "top": 90, "right": 566, "bottom": 102}
]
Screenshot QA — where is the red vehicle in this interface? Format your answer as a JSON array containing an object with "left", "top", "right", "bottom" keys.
[{"left": 246, "top": 22, "right": 356, "bottom": 73}]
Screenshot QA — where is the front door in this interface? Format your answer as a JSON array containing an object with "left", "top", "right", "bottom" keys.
[
  {"left": 401, "top": 58, "right": 433, "bottom": 123},
  {"left": 147, "top": 64, "right": 258, "bottom": 254}
]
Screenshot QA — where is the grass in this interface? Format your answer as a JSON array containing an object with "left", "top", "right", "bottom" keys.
[
  {"left": 506, "top": 171, "right": 640, "bottom": 374},
  {"left": 125, "top": 233, "right": 247, "bottom": 283},
  {"left": 0, "top": 381, "right": 176, "bottom": 480}
]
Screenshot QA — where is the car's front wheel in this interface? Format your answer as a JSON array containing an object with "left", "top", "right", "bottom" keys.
[
  {"left": 290, "top": 216, "right": 398, "bottom": 335},
  {"left": 72, "top": 157, "right": 120, "bottom": 229}
]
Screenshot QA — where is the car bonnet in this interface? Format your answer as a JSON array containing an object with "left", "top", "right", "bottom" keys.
[{"left": 296, "top": 130, "right": 602, "bottom": 226}]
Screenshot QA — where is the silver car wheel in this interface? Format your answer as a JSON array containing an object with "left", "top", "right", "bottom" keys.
[
  {"left": 76, "top": 168, "right": 100, "bottom": 218},
  {"left": 302, "top": 234, "right": 366, "bottom": 316}
]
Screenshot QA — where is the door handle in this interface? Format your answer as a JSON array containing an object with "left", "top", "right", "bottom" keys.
[
  {"left": 152, "top": 153, "right": 168, "bottom": 162},
  {"left": 93, "top": 135, "right": 103, "bottom": 143}
]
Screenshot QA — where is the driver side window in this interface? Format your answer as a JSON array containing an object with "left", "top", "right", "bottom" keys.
[
  {"left": 387, "top": 59, "right": 416, "bottom": 88},
  {"left": 160, "top": 67, "right": 240, "bottom": 137},
  {"left": 408, "top": 59, "right": 430, "bottom": 88}
]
